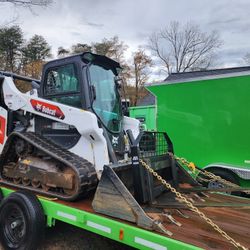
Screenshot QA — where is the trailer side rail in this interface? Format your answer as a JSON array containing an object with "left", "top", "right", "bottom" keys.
[{"left": 0, "top": 187, "right": 202, "bottom": 250}]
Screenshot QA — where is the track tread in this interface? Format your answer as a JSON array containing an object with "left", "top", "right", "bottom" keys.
[{"left": 0, "top": 132, "right": 97, "bottom": 201}]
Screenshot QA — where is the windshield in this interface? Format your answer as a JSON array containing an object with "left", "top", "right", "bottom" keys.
[{"left": 89, "top": 63, "right": 122, "bottom": 133}]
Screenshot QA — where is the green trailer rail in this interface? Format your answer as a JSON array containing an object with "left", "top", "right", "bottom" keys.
[{"left": 0, "top": 186, "right": 201, "bottom": 250}]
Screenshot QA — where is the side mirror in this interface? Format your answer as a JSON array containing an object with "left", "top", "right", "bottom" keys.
[
  {"left": 122, "top": 100, "right": 129, "bottom": 116},
  {"left": 122, "top": 106, "right": 129, "bottom": 116},
  {"left": 114, "top": 76, "right": 122, "bottom": 89}
]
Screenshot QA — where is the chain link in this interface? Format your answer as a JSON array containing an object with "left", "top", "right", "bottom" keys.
[
  {"left": 139, "top": 158, "right": 248, "bottom": 250},
  {"left": 175, "top": 156, "right": 240, "bottom": 188}
]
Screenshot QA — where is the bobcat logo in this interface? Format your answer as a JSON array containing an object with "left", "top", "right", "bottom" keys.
[{"left": 112, "top": 136, "right": 119, "bottom": 146}]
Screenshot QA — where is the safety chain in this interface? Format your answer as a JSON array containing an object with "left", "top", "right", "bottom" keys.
[
  {"left": 175, "top": 156, "right": 239, "bottom": 188},
  {"left": 139, "top": 159, "right": 248, "bottom": 250}
]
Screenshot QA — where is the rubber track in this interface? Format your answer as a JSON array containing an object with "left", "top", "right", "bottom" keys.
[{"left": 0, "top": 132, "right": 98, "bottom": 201}]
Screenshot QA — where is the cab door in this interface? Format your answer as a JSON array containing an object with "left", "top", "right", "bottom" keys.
[{"left": 35, "top": 62, "right": 83, "bottom": 149}]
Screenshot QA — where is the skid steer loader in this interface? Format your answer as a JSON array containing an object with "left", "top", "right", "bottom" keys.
[{"left": 0, "top": 53, "right": 250, "bottom": 249}]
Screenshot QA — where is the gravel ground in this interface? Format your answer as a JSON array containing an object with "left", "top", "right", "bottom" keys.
[{"left": 0, "top": 221, "right": 135, "bottom": 250}]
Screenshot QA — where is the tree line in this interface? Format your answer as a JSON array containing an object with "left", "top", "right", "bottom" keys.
[
  {"left": 0, "top": 0, "right": 224, "bottom": 105},
  {"left": 0, "top": 26, "right": 153, "bottom": 105},
  {"left": 1, "top": 1, "right": 250, "bottom": 105},
  {"left": 57, "top": 36, "right": 153, "bottom": 106},
  {"left": 0, "top": 26, "right": 51, "bottom": 77},
  {"left": 0, "top": 22, "right": 227, "bottom": 105}
]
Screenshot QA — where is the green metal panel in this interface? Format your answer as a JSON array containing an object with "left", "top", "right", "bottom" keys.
[
  {"left": 0, "top": 187, "right": 201, "bottom": 250},
  {"left": 148, "top": 75, "right": 250, "bottom": 186},
  {"left": 129, "top": 105, "right": 156, "bottom": 131}
]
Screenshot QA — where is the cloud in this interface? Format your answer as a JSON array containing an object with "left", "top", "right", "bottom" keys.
[
  {"left": 0, "top": 0, "right": 249, "bottom": 80},
  {"left": 207, "top": 18, "right": 241, "bottom": 27},
  {"left": 85, "top": 22, "right": 104, "bottom": 28}
]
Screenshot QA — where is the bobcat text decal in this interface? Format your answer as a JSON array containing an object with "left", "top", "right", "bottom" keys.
[{"left": 30, "top": 99, "right": 65, "bottom": 120}]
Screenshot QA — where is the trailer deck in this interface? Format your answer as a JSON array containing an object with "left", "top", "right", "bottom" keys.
[
  {"left": 0, "top": 186, "right": 200, "bottom": 250},
  {"left": 1, "top": 186, "right": 250, "bottom": 250},
  {"left": 156, "top": 194, "right": 250, "bottom": 249}
]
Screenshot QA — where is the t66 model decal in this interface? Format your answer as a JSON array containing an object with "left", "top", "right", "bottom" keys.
[{"left": 30, "top": 99, "right": 65, "bottom": 120}]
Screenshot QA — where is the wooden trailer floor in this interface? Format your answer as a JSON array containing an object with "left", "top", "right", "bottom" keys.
[
  {"left": 58, "top": 192, "right": 250, "bottom": 250},
  {"left": 147, "top": 193, "right": 250, "bottom": 249}
]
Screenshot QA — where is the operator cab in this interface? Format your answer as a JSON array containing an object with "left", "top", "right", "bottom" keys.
[{"left": 36, "top": 52, "right": 124, "bottom": 157}]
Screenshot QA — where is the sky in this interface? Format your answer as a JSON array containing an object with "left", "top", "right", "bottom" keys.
[{"left": 1, "top": 0, "right": 250, "bottom": 81}]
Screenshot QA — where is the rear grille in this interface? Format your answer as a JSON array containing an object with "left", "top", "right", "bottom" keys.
[{"left": 139, "top": 132, "right": 173, "bottom": 158}]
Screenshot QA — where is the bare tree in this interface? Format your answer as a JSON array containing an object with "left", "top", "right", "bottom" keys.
[
  {"left": 148, "top": 21, "right": 222, "bottom": 74},
  {"left": 58, "top": 36, "right": 128, "bottom": 65},
  {"left": 57, "top": 46, "right": 70, "bottom": 58},
  {"left": 0, "top": 0, "right": 53, "bottom": 22},
  {"left": 131, "top": 48, "right": 152, "bottom": 106},
  {"left": 71, "top": 43, "right": 92, "bottom": 54},
  {"left": 92, "top": 36, "right": 128, "bottom": 64},
  {"left": 0, "top": 0, "right": 52, "bottom": 7},
  {"left": 57, "top": 37, "right": 133, "bottom": 104}
]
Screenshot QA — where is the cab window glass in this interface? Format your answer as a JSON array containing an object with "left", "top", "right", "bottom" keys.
[
  {"left": 44, "top": 64, "right": 82, "bottom": 108},
  {"left": 45, "top": 64, "right": 79, "bottom": 95},
  {"left": 89, "top": 64, "right": 122, "bottom": 133}
]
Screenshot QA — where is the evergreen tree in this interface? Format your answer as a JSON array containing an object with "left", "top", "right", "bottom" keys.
[
  {"left": 22, "top": 34, "right": 51, "bottom": 78},
  {"left": 0, "top": 25, "right": 23, "bottom": 72}
]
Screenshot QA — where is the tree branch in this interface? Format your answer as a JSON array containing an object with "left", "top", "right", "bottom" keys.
[{"left": 148, "top": 21, "right": 222, "bottom": 73}]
